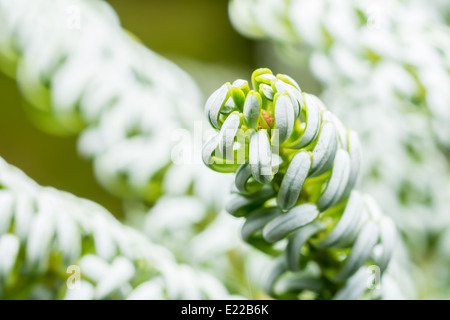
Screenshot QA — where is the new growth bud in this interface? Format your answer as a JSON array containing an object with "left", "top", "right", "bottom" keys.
[{"left": 202, "top": 68, "right": 397, "bottom": 300}]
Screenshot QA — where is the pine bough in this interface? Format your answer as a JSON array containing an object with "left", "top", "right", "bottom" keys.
[
  {"left": 202, "top": 68, "right": 397, "bottom": 299},
  {"left": 0, "top": 156, "right": 237, "bottom": 300}
]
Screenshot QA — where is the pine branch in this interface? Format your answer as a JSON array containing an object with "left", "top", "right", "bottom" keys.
[
  {"left": 0, "top": 0, "right": 205, "bottom": 203},
  {"left": 0, "top": 156, "right": 237, "bottom": 300},
  {"left": 202, "top": 68, "right": 400, "bottom": 299}
]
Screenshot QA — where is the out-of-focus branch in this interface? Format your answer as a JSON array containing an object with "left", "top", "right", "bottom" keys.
[
  {"left": 0, "top": 0, "right": 207, "bottom": 204},
  {"left": 0, "top": 156, "right": 237, "bottom": 300}
]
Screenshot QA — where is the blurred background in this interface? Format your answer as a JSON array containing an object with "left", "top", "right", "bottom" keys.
[{"left": 1, "top": 0, "right": 449, "bottom": 300}]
